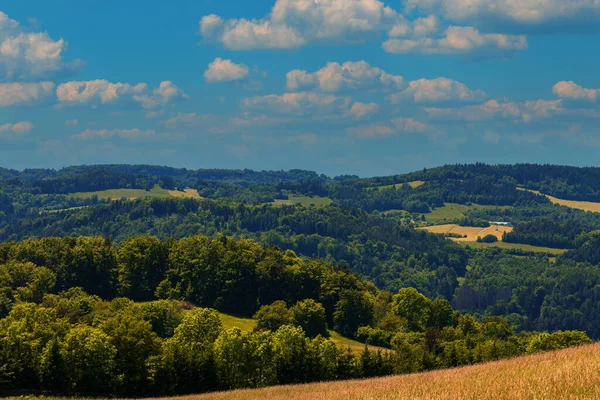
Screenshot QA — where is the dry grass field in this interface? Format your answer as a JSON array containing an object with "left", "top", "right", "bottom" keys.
[
  {"left": 168, "top": 188, "right": 202, "bottom": 199},
  {"left": 71, "top": 185, "right": 202, "bottom": 201},
  {"left": 374, "top": 180, "right": 426, "bottom": 191},
  {"left": 519, "top": 188, "right": 600, "bottom": 213},
  {"left": 420, "top": 224, "right": 513, "bottom": 242},
  {"left": 150, "top": 343, "right": 600, "bottom": 400}
]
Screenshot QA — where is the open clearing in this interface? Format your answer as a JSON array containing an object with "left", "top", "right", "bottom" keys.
[
  {"left": 457, "top": 240, "right": 567, "bottom": 255},
  {"left": 420, "top": 223, "right": 513, "bottom": 242},
  {"left": 273, "top": 195, "right": 333, "bottom": 207},
  {"left": 519, "top": 188, "right": 600, "bottom": 213},
  {"left": 71, "top": 185, "right": 201, "bottom": 201},
  {"left": 137, "top": 343, "right": 600, "bottom": 400},
  {"left": 372, "top": 180, "right": 426, "bottom": 191},
  {"left": 218, "top": 312, "right": 385, "bottom": 354},
  {"left": 421, "top": 203, "right": 512, "bottom": 224}
]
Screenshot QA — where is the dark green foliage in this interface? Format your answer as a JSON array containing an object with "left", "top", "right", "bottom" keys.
[
  {"left": 477, "top": 234, "right": 499, "bottom": 243},
  {"left": 254, "top": 301, "right": 294, "bottom": 332}
]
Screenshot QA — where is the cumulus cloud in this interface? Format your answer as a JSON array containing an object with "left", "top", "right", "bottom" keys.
[
  {"left": 347, "top": 102, "right": 379, "bottom": 119},
  {"left": 403, "top": 0, "right": 600, "bottom": 33},
  {"left": 57, "top": 80, "right": 187, "bottom": 109},
  {"left": 425, "top": 99, "right": 564, "bottom": 122},
  {"left": 553, "top": 81, "right": 599, "bottom": 102},
  {"left": 388, "top": 77, "right": 487, "bottom": 103},
  {"left": 0, "top": 12, "right": 81, "bottom": 81},
  {"left": 200, "top": 0, "right": 398, "bottom": 50},
  {"left": 132, "top": 81, "right": 188, "bottom": 109},
  {"left": 0, "top": 81, "right": 54, "bottom": 107},
  {"left": 286, "top": 61, "right": 405, "bottom": 92},
  {"left": 383, "top": 25, "right": 527, "bottom": 56},
  {"left": 243, "top": 91, "right": 354, "bottom": 116},
  {"left": 0, "top": 121, "right": 34, "bottom": 135},
  {"left": 204, "top": 58, "right": 250, "bottom": 83},
  {"left": 71, "top": 128, "right": 156, "bottom": 141}
]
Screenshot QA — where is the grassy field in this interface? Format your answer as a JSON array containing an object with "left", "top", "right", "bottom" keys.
[
  {"left": 420, "top": 223, "right": 513, "bottom": 242},
  {"left": 372, "top": 180, "right": 426, "bottom": 191},
  {"left": 421, "top": 203, "right": 512, "bottom": 225},
  {"left": 168, "top": 188, "right": 202, "bottom": 199},
  {"left": 137, "top": 343, "right": 600, "bottom": 400},
  {"left": 273, "top": 195, "right": 333, "bottom": 207},
  {"left": 217, "top": 312, "right": 384, "bottom": 354},
  {"left": 458, "top": 240, "right": 568, "bottom": 255},
  {"left": 71, "top": 185, "right": 201, "bottom": 201},
  {"left": 519, "top": 188, "right": 600, "bottom": 213}
]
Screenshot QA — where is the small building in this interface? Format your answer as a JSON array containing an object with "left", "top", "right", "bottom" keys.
[{"left": 489, "top": 221, "right": 512, "bottom": 227}]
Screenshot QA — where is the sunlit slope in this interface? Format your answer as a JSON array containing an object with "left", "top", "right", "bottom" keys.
[{"left": 156, "top": 343, "right": 600, "bottom": 400}]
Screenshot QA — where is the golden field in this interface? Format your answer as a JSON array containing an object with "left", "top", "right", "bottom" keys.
[
  {"left": 519, "top": 188, "right": 600, "bottom": 213},
  {"left": 420, "top": 224, "right": 513, "bottom": 242},
  {"left": 151, "top": 343, "right": 600, "bottom": 400}
]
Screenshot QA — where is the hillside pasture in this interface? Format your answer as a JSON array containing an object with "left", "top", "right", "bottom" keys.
[
  {"left": 519, "top": 188, "right": 600, "bottom": 213},
  {"left": 273, "top": 195, "right": 333, "bottom": 207},
  {"left": 420, "top": 223, "right": 513, "bottom": 242},
  {"left": 168, "top": 188, "right": 203, "bottom": 199},
  {"left": 217, "top": 312, "right": 385, "bottom": 354},
  {"left": 71, "top": 185, "right": 201, "bottom": 201},
  {"left": 147, "top": 343, "right": 600, "bottom": 400},
  {"left": 458, "top": 241, "right": 567, "bottom": 255},
  {"left": 371, "top": 180, "right": 426, "bottom": 191},
  {"left": 422, "top": 203, "right": 512, "bottom": 225}
]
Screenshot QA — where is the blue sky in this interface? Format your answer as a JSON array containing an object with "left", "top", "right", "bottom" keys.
[{"left": 0, "top": 0, "right": 599, "bottom": 177}]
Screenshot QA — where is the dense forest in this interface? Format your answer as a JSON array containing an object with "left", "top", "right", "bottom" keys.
[
  {"left": 0, "top": 235, "right": 589, "bottom": 397},
  {"left": 1, "top": 162, "right": 600, "bottom": 395}
]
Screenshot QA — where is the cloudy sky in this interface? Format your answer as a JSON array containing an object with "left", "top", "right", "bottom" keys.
[{"left": 1, "top": 0, "right": 599, "bottom": 176}]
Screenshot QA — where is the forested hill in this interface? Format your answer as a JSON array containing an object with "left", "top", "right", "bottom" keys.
[{"left": 2, "top": 162, "right": 600, "bottom": 342}]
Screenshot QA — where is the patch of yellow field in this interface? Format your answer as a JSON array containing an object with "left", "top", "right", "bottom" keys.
[
  {"left": 148, "top": 343, "right": 600, "bottom": 400},
  {"left": 168, "top": 188, "right": 203, "bottom": 199},
  {"left": 420, "top": 224, "right": 513, "bottom": 242},
  {"left": 519, "top": 188, "right": 600, "bottom": 213},
  {"left": 407, "top": 180, "right": 425, "bottom": 188}
]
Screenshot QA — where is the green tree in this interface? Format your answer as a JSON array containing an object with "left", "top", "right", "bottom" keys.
[
  {"left": 392, "top": 288, "right": 432, "bottom": 332},
  {"left": 61, "top": 325, "right": 117, "bottom": 395},
  {"left": 333, "top": 290, "right": 374, "bottom": 338},
  {"left": 291, "top": 299, "right": 329, "bottom": 338},
  {"left": 254, "top": 300, "right": 293, "bottom": 332},
  {"left": 117, "top": 236, "right": 169, "bottom": 301}
]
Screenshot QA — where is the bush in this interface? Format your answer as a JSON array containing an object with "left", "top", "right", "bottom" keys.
[{"left": 477, "top": 234, "right": 499, "bottom": 243}]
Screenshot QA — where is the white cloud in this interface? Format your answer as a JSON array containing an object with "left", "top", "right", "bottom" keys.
[
  {"left": 383, "top": 26, "right": 527, "bottom": 56},
  {"left": 57, "top": 80, "right": 187, "bottom": 109},
  {"left": 388, "top": 77, "right": 486, "bottom": 103},
  {"left": 0, "top": 81, "right": 54, "bottom": 107},
  {"left": 0, "top": 12, "right": 81, "bottom": 81},
  {"left": 347, "top": 102, "right": 379, "bottom": 119},
  {"left": 553, "top": 81, "right": 599, "bottom": 102},
  {"left": 425, "top": 99, "right": 564, "bottom": 122},
  {"left": 56, "top": 80, "right": 147, "bottom": 105},
  {"left": 286, "top": 61, "right": 405, "bottom": 92},
  {"left": 132, "top": 81, "right": 188, "bottom": 109},
  {"left": 0, "top": 121, "right": 34, "bottom": 135},
  {"left": 243, "top": 91, "right": 353, "bottom": 116},
  {"left": 200, "top": 0, "right": 398, "bottom": 50},
  {"left": 204, "top": 58, "right": 250, "bottom": 83},
  {"left": 71, "top": 128, "right": 156, "bottom": 141},
  {"left": 347, "top": 117, "right": 432, "bottom": 138},
  {"left": 403, "top": 0, "right": 600, "bottom": 33}
]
